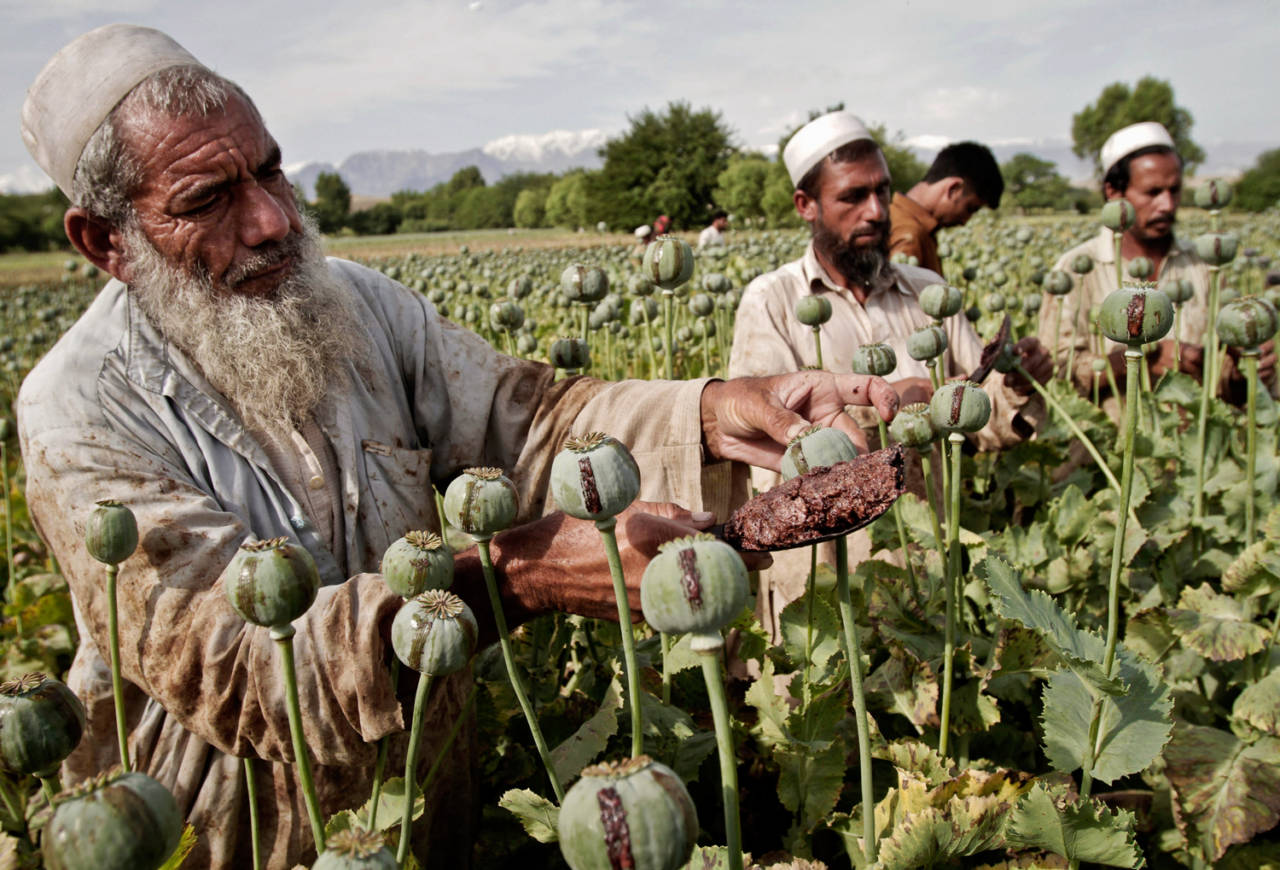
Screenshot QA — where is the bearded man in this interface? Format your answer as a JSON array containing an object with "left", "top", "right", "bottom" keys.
[
  {"left": 728, "top": 110, "right": 1051, "bottom": 640},
  {"left": 17, "top": 27, "right": 899, "bottom": 868}
]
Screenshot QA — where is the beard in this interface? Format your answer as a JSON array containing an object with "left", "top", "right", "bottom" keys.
[
  {"left": 811, "top": 208, "right": 892, "bottom": 290},
  {"left": 124, "top": 216, "right": 367, "bottom": 434}
]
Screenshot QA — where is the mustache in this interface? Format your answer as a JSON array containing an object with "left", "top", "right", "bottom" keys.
[{"left": 223, "top": 233, "right": 304, "bottom": 289}]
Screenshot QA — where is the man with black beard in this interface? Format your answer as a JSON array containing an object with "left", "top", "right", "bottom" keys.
[
  {"left": 17, "top": 30, "right": 902, "bottom": 868},
  {"left": 729, "top": 111, "right": 1050, "bottom": 641}
]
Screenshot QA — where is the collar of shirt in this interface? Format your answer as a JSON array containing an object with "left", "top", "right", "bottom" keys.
[
  {"left": 891, "top": 192, "right": 938, "bottom": 234},
  {"left": 800, "top": 240, "right": 906, "bottom": 301}
]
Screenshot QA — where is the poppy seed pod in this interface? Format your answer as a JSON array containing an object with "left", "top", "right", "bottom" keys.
[
  {"left": 1023, "top": 295, "right": 1043, "bottom": 315},
  {"left": 0, "top": 672, "right": 85, "bottom": 777},
  {"left": 551, "top": 432, "right": 641, "bottom": 522},
  {"left": 1127, "top": 257, "right": 1154, "bottom": 280},
  {"left": 1100, "top": 199, "right": 1137, "bottom": 233},
  {"left": 443, "top": 467, "right": 518, "bottom": 540},
  {"left": 795, "top": 294, "right": 833, "bottom": 327},
  {"left": 1216, "top": 297, "right": 1279, "bottom": 350},
  {"left": 391, "top": 590, "right": 478, "bottom": 677},
  {"left": 640, "top": 533, "right": 747, "bottom": 636},
  {"left": 508, "top": 276, "right": 534, "bottom": 299},
  {"left": 84, "top": 500, "right": 138, "bottom": 566},
  {"left": 907, "top": 324, "right": 948, "bottom": 361},
  {"left": 44, "top": 771, "right": 182, "bottom": 870},
  {"left": 984, "top": 292, "right": 1006, "bottom": 312},
  {"left": 930, "top": 381, "right": 992, "bottom": 434},
  {"left": 224, "top": 537, "right": 320, "bottom": 628},
  {"left": 1195, "top": 179, "right": 1233, "bottom": 210},
  {"left": 643, "top": 236, "right": 695, "bottom": 290},
  {"left": 780, "top": 425, "right": 860, "bottom": 480},
  {"left": 560, "top": 264, "right": 609, "bottom": 304},
  {"left": 312, "top": 827, "right": 397, "bottom": 869},
  {"left": 1071, "top": 254, "right": 1095, "bottom": 276},
  {"left": 889, "top": 402, "right": 938, "bottom": 448},
  {"left": 549, "top": 336, "right": 591, "bottom": 370},
  {"left": 1194, "top": 232, "right": 1240, "bottom": 267},
  {"left": 1099, "top": 284, "right": 1175, "bottom": 346},
  {"left": 688, "top": 293, "right": 715, "bottom": 318},
  {"left": 1161, "top": 278, "right": 1195, "bottom": 305},
  {"left": 558, "top": 756, "right": 698, "bottom": 870},
  {"left": 380, "top": 531, "right": 454, "bottom": 598},
  {"left": 851, "top": 342, "right": 897, "bottom": 377},
  {"left": 919, "top": 283, "right": 964, "bottom": 319}
]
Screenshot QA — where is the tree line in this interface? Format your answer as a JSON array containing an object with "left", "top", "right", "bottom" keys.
[{"left": 2, "top": 77, "right": 1278, "bottom": 252}]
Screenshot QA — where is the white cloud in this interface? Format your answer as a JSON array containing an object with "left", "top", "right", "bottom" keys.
[
  {"left": 482, "top": 128, "right": 609, "bottom": 162},
  {"left": 0, "top": 163, "right": 54, "bottom": 194},
  {"left": 904, "top": 134, "right": 953, "bottom": 152}
]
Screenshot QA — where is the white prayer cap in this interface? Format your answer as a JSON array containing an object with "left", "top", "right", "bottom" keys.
[
  {"left": 635, "top": 225, "right": 652, "bottom": 238},
  {"left": 782, "top": 111, "right": 875, "bottom": 187},
  {"left": 21, "top": 24, "right": 207, "bottom": 197},
  {"left": 1100, "top": 122, "right": 1176, "bottom": 176}
]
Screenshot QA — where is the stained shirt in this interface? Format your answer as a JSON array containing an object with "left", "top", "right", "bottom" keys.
[
  {"left": 18, "top": 258, "right": 738, "bottom": 869},
  {"left": 889, "top": 193, "right": 942, "bottom": 275}
]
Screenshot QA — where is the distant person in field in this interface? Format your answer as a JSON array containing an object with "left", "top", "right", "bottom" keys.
[
  {"left": 1039, "top": 121, "right": 1275, "bottom": 399},
  {"left": 698, "top": 209, "right": 729, "bottom": 249},
  {"left": 18, "top": 26, "right": 898, "bottom": 868},
  {"left": 728, "top": 110, "right": 1051, "bottom": 640},
  {"left": 653, "top": 213, "right": 671, "bottom": 235},
  {"left": 888, "top": 141, "right": 1004, "bottom": 275}
]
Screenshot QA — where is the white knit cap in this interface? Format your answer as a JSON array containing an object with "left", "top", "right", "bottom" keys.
[
  {"left": 782, "top": 110, "right": 875, "bottom": 187},
  {"left": 1099, "top": 122, "right": 1176, "bottom": 176},
  {"left": 21, "top": 24, "right": 207, "bottom": 197}
]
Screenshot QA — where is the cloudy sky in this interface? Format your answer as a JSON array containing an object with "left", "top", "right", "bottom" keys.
[{"left": 3, "top": 0, "right": 1276, "bottom": 192}]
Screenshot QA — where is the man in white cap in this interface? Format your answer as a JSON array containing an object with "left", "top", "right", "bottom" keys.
[
  {"left": 1039, "top": 121, "right": 1274, "bottom": 399},
  {"left": 728, "top": 110, "right": 1050, "bottom": 641},
  {"left": 18, "top": 26, "right": 899, "bottom": 868}
]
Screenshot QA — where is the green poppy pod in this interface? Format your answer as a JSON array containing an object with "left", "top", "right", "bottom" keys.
[
  {"left": 508, "top": 276, "right": 534, "bottom": 299},
  {"left": 1161, "top": 278, "right": 1195, "bottom": 305},
  {"left": 984, "top": 292, "right": 1006, "bottom": 312},
  {"left": 380, "top": 531, "right": 453, "bottom": 598},
  {"left": 1099, "top": 284, "right": 1175, "bottom": 346},
  {"left": 630, "top": 297, "right": 659, "bottom": 326},
  {"left": 551, "top": 432, "right": 641, "bottom": 522},
  {"left": 1100, "top": 199, "right": 1137, "bottom": 232},
  {"left": 84, "top": 499, "right": 138, "bottom": 566},
  {"left": 312, "top": 827, "right": 397, "bottom": 870},
  {"left": 489, "top": 300, "right": 525, "bottom": 333},
  {"left": 1091, "top": 357, "right": 1108, "bottom": 374},
  {"left": 990, "top": 271, "right": 1009, "bottom": 288},
  {"left": 930, "top": 381, "right": 992, "bottom": 434},
  {"left": 1071, "top": 254, "right": 1094, "bottom": 276},
  {"left": 640, "top": 533, "right": 747, "bottom": 636},
  {"left": 795, "top": 294, "right": 833, "bottom": 327},
  {"left": 919, "top": 283, "right": 964, "bottom": 319},
  {"left": 391, "top": 590, "right": 478, "bottom": 677},
  {"left": 962, "top": 266, "right": 979, "bottom": 282},
  {"left": 851, "top": 342, "right": 897, "bottom": 377},
  {"left": 558, "top": 756, "right": 698, "bottom": 870},
  {"left": 780, "top": 425, "right": 860, "bottom": 480},
  {"left": 889, "top": 402, "right": 938, "bottom": 448},
  {"left": 44, "top": 771, "right": 182, "bottom": 870},
  {"left": 517, "top": 334, "right": 539, "bottom": 355},
  {"left": 561, "top": 265, "right": 609, "bottom": 304},
  {"left": 1195, "top": 179, "right": 1233, "bottom": 210},
  {"left": 1220, "top": 285, "right": 1240, "bottom": 305},
  {"left": 1127, "top": 257, "right": 1154, "bottom": 280},
  {"left": 1216, "top": 297, "right": 1279, "bottom": 349},
  {"left": 906, "top": 324, "right": 948, "bottom": 361},
  {"left": 1023, "top": 295, "right": 1043, "bottom": 315},
  {"left": 0, "top": 672, "right": 85, "bottom": 777},
  {"left": 642, "top": 236, "right": 695, "bottom": 290},
  {"left": 549, "top": 336, "right": 590, "bottom": 370},
  {"left": 224, "top": 537, "right": 320, "bottom": 628},
  {"left": 443, "top": 467, "right": 518, "bottom": 540},
  {"left": 702, "top": 272, "right": 732, "bottom": 294},
  {"left": 688, "top": 293, "right": 715, "bottom": 318},
  {"left": 629, "top": 274, "right": 656, "bottom": 297},
  {"left": 1194, "top": 232, "right": 1240, "bottom": 266},
  {"left": 694, "top": 318, "right": 716, "bottom": 338}
]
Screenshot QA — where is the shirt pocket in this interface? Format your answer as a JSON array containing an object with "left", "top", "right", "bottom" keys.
[{"left": 361, "top": 440, "right": 437, "bottom": 541}]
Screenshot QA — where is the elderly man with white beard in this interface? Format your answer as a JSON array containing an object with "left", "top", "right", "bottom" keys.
[{"left": 17, "top": 25, "right": 898, "bottom": 869}]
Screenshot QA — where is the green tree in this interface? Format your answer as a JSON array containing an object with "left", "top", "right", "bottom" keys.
[
  {"left": 1235, "top": 148, "right": 1280, "bottom": 212},
  {"left": 312, "top": 171, "right": 351, "bottom": 233},
  {"left": 513, "top": 187, "right": 548, "bottom": 228},
  {"left": 545, "top": 171, "right": 592, "bottom": 228},
  {"left": 588, "top": 101, "right": 735, "bottom": 230},
  {"left": 714, "top": 154, "right": 772, "bottom": 220},
  {"left": 761, "top": 161, "right": 802, "bottom": 227},
  {"left": 1071, "top": 77, "right": 1205, "bottom": 175},
  {"left": 445, "top": 166, "right": 486, "bottom": 196},
  {"left": 1001, "top": 152, "right": 1073, "bottom": 211}
]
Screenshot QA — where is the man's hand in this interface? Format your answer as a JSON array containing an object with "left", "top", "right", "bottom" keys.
[
  {"left": 1004, "top": 337, "right": 1053, "bottom": 396},
  {"left": 700, "top": 371, "right": 898, "bottom": 469},
  {"left": 891, "top": 376, "right": 933, "bottom": 408},
  {"left": 457, "top": 502, "right": 769, "bottom": 636},
  {"left": 1149, "top": 340, "right": 1203, "bottom": 379}
]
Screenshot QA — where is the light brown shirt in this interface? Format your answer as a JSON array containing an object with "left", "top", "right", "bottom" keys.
[{"left": 889, "top": 193, "right": 942, "bottom": 275}]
